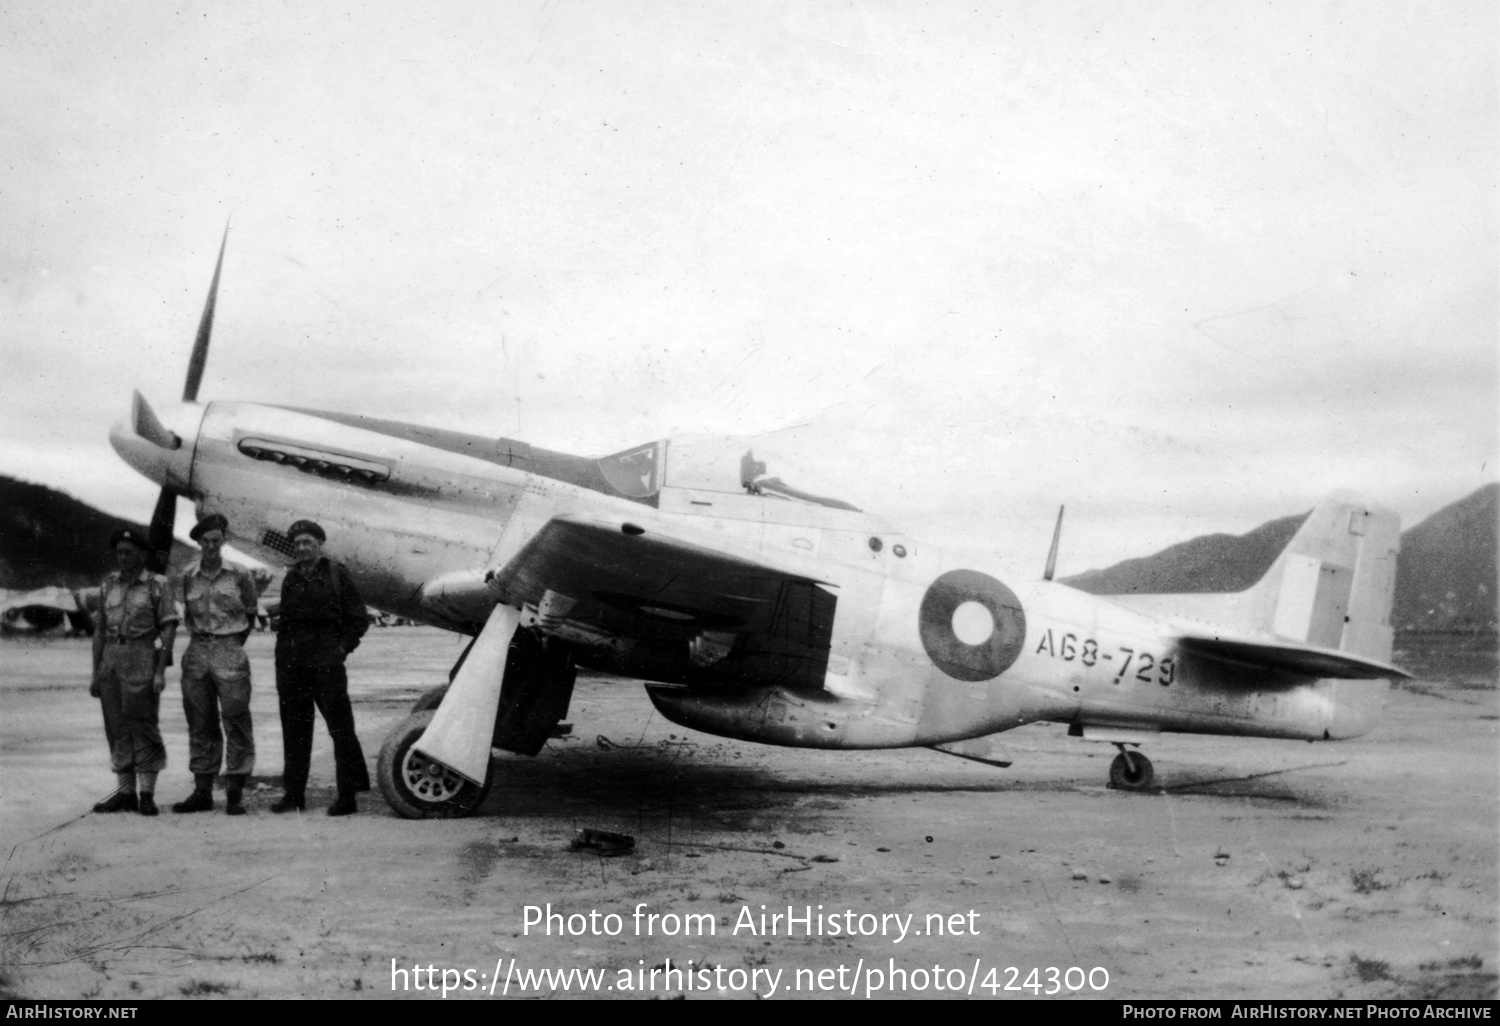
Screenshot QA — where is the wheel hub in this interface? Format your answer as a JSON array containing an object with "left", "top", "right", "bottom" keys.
[{"left": 402, "top": 749, "right": 466, "bottom": 802}]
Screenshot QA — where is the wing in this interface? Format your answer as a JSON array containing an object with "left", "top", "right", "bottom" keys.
[
  {"left": 493, "top": 514, "right": 838, "bottom": 688},
  {"left": 1176, "top": 632, "right": 1410, "bottom": 680}
]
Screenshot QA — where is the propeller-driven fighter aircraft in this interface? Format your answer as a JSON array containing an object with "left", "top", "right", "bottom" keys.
[{"left": 110, "top": 237, "right": 1407, "bottom": 817}]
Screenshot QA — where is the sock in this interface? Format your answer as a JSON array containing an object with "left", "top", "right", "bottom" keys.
[
  {"left": 137, "top": 771, "right": 157, "bottom": 795},
  {"left": 115, "top": 771, "right": 136, "bottom": 792}
]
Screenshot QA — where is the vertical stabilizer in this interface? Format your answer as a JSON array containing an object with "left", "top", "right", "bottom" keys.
[
  {"left": 1101, "top": 491, "right": 1402, "bottom": 666},
  {"left": 1257, "top": 491, "right": 1400, "bottom": 663}
]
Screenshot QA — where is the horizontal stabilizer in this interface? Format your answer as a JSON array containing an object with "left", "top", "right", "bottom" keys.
[{"left": 1177, "top": 633, "right": 1409, "bottom": 680}]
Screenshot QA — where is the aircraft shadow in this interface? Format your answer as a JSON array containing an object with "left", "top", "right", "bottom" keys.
[{"left": 469, "top": 740, "right": 1336, "bottom": 826}]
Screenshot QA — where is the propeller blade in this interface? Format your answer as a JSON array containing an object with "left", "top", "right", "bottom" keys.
[
  {"left": 146, "top": 487, "right": 177, "bottom": 575},
  {"left": 182, "top": 223, "right": 229, "bottom": 403},
  {"left": 131, "top": 390, "right": 180, "bottom": 450}
]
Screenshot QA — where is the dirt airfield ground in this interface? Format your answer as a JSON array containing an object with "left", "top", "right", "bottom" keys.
[{"left": 0, "top": 628, "right": 1495, "bottom": 1001}]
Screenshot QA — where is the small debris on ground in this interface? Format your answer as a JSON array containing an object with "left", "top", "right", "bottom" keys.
[{"left": 570, "top": 828, "right": 635, "bottom": 857}]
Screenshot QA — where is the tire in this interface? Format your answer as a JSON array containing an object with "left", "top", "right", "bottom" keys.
[
  {"left": 411, "top": 685, "right": 449, "bottom": 714},
  {"left": 1108, "top": 750, "right": 1155, "bottom": 791},
  {"left": 377, "top": 711, "right": 491, "bottom": 819}
]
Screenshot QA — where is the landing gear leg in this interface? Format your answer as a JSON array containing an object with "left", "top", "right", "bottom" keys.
[{"left": 1107, "top": 744, "right": 1155, "bottom": 791}]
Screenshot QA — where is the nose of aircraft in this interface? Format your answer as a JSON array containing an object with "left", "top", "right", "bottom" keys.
[{"left": 109, "top": 393, "right": 205, "bottom": 495}]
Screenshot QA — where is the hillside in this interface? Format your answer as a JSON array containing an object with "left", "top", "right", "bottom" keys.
[
  {"left": 1392, "top": 483, "right": 1498, "bottom": 632},
  {"left": 0, "top": 476, "right": 196, "bottom": 590},
  {"left": 1065, "top": 485, "right": 1498, "bottom": 633},
  {"left": 1063, "top": 513, "right": 1308, "bottom": 596}
]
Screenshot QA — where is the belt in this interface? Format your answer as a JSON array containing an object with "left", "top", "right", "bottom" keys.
[
  {"left": 112, "top": 636, "right": 155, "bottom": 645},
  {"left": 191, "top": 632, "right": 244, "bottom": 640}
]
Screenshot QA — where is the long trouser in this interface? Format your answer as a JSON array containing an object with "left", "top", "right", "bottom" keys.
[
  {"left": 275, "top": 644, "right": 370, "bottom": 799},
  {"left": 181, "top": 635, "right": 255, "bottom": 777},
  {"left": 97, "top": 639, "right": 166, "bottom": 775}
]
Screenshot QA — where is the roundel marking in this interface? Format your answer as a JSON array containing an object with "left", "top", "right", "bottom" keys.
[{"left": 919, "top": 569, "right": 1027, "bottom": 682}]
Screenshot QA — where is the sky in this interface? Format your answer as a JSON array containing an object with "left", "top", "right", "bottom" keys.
[{"left": 2, "top": 1, "right": 1495, "bottom": 578}]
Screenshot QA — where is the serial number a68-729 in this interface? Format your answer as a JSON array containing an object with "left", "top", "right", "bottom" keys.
[{"left": 1033, "top": 628, "right": 1175, "bottom": 686}]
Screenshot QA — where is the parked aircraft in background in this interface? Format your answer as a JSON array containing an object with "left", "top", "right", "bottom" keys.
[
  {"left": 1, "top": 587, "right": 93, "bottom": 637},
  {"left": 109, "top": 235, "right": 1407, "bottom": 817}
]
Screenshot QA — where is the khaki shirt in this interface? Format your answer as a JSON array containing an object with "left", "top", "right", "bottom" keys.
[
  {"left": 100, "top": 569, "right": 178, "bottom": 641},
  {"left": 179, "top": 559, "right": 259, "bottom": 637}
]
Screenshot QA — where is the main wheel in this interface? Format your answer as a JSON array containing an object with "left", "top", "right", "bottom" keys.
[
  {"left": 377, "top": 711, "right": 492, "bottom": 819},
  {"left": 1108, "top": 750, "right": 1155, "bottom": 791}
]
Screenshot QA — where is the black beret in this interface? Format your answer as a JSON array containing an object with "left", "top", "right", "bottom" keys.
[
  {"left": 110, "top": 527, "right": 150, "bottom": 551},
  {"left": 287, "top": 519, "right": 326, "bottom": 542},
  {"left": 190, "top": 512, "right": 229, "bottom": 542}
]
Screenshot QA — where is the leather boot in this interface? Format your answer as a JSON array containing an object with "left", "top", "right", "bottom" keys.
[
  {"left": 172, "top": 774, "right": 216, "bottom": 814},
  {"left": 225, "top": 774, "right": 246, "bottom": 816},
  {"left": 93, "top": 790, "right": 138, "bottom": 814},
  {"left": 270, "top": 794, "right": 305, "bottom": 814},
  {"left": 138, "top": 792, "right": 159, "bottom": 816},
  {"left": 327, "top": 793, "right": 358, "bottom": 817}
]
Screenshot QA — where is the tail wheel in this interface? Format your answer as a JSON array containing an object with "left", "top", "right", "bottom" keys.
[
  {"left": 377, "top": 711, "right": 492, "bottom": 819},
  {"left": 1108, "top": 750, "right": 1155, "bottom": 791}
]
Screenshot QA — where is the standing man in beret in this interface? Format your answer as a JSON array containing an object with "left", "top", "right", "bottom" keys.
[
  {"left": 91, "top": 528, "right": 178, "bottom": 816},
  {"left": 172, "top": 513, "right": 260, "bottom": 816},
  {"left": 272, "top": 519, "right": 371, "bottom": 816}
]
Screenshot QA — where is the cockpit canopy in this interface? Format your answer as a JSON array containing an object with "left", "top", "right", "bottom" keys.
[{"left": 596, "top": 433, "right": 862, "bottom": 512}]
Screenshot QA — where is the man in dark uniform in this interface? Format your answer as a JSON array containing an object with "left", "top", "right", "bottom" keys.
[
  {"left": 272, "top": 519, "right": 370, "bottom": 816},
  {"left": 172, "top": 513, "right": 260, "bottom": 816},
  {"left": 91, "top": 528, "right": 178, "bottom": 816}
]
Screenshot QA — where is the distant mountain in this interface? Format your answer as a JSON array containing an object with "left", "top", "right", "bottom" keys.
[
  {"left": 1065, "top": 485, "right": 1498, "bottom": 633},
  {"left": 1392, "top": 483, "right": 1498, "bottom": 633},
  {"left": 1063, "top": 513, "right": 1309, "bottom": 596},
  {"left": 0, "top": 476, "right": 196, "bottom": 590}
]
